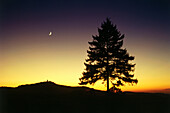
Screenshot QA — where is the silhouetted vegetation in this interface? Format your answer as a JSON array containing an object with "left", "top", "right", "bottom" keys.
[
  {"left": 0, "top": 81, "right": 169, "bottom": 113},
  {"left": 79, "top": 18, "right": 138, "bottom": 92}
]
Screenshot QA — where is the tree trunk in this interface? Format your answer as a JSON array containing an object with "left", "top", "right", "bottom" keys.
[
  {"left": 106, "top": 39, "right": 110, "bottom": 93},
  {"left": 107, "top": 71, "right": 109, "bottom": 92}
]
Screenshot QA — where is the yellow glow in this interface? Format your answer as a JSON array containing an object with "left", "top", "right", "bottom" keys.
[{"left": 0, "top": 33, "right": 170, "bottom": 93}]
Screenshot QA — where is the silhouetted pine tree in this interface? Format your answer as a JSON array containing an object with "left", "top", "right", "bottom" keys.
[{"left": 79, "top": 18, "right": 138, "bottom": 93}]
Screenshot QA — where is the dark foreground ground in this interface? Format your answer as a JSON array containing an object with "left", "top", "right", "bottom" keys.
[{"left": 0, "top": 81, "right": 170, "bottom": 113}]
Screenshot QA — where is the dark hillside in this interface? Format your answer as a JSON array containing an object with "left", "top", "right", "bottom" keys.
[{"left": 0, "top": 81, "right": 170, "bottom": 113}]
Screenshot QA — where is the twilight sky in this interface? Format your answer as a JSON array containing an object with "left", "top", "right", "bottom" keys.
[{"left": 0, "top": 0, "right": 170, "bottom": 92}]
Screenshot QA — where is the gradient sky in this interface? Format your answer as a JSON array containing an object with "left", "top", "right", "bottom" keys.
[{"left": 0, "top": 0, "right": 170, "bottom": 92}]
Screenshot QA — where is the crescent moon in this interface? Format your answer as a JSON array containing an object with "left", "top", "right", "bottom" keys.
[{"left": 49, "top": 32, "right": 52, "bottom": 36}]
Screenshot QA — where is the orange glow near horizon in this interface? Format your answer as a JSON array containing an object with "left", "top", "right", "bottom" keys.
[{"left": 1, "top": 37, "right": 170, "bottom": 92}]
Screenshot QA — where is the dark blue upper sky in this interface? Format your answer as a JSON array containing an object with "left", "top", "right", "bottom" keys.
[
  {"left": 1, "top": 0, "right": 170, "bottom": 30},
  {"left": 1, "top": 0, "right": 170, "bottom": 51}
]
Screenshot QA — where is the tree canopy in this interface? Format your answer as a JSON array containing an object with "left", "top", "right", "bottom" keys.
[{"left": 79, "top": 18, "right": 138, "bottom": 93}]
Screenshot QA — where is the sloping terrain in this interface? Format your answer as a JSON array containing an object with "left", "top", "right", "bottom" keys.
[{"left": 0, "top": 81, "right": 170, "bottom": 113}]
